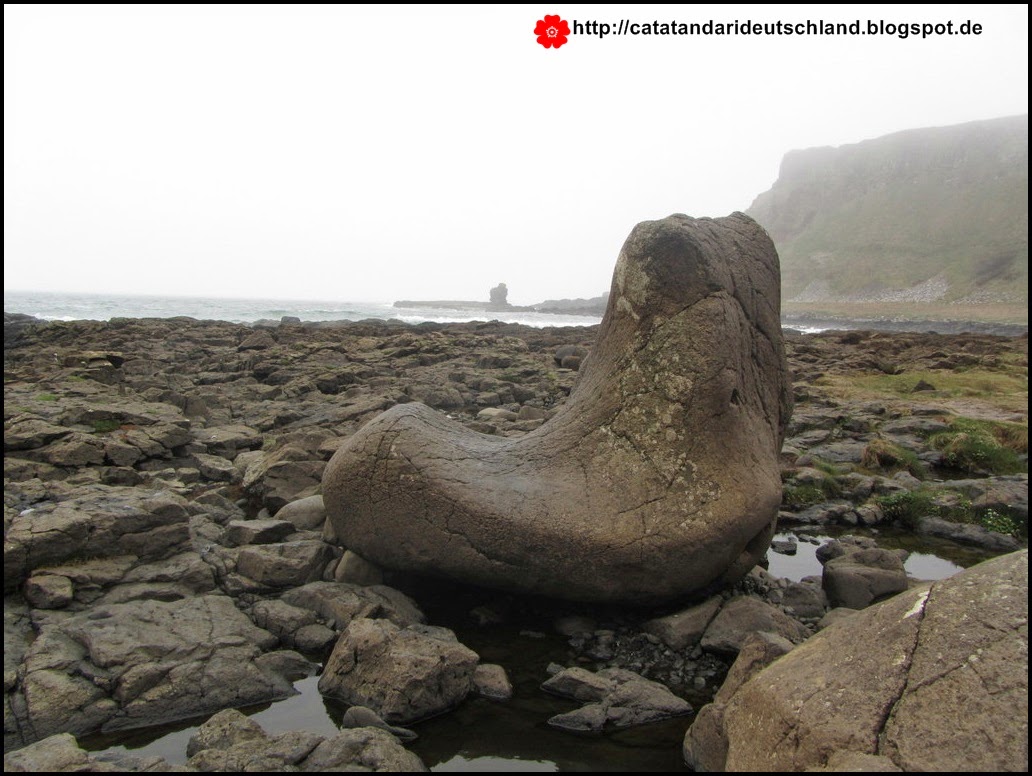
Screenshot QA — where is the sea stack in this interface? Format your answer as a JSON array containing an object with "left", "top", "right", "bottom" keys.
[{"left": 323, "top": 213, "right": 792, "bottom": 603}]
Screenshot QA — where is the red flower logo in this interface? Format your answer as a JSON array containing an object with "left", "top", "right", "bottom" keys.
[{"left": 535, "top": 15, "right": 570, "bottom": 49}]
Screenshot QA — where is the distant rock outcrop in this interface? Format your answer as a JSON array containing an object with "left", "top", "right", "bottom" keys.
[
  {"left": 323, "top": 213, "right": 792, "bottom": 604},
  {"left": 748, "top": 114, "right": 1028, "bottom": 305},
  {"left": 488, "top": 282, "right": 509, "bottom": 309}
]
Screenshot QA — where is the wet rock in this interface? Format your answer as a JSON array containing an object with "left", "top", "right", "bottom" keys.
[
  {"left": 318, "top": 619, "right": 479, "bottom": 724},
  {"left": 186, "top": 707, "right": 265, "bottom": 757},
  {"left": 255, "top": 650, "right": 315, "bottom": 683},
  {"left": 301, "top": 728, "right": 426, "bottom": 772},
  {"left": 473, "top": 663, "right": 514, "bottom": 700},
  {"left": 187, "top": 713, "right": 323, "bottom": 771},
  {"left": 916, "top": 516, "right": 1022, "bottom": 552},
  {"left": 542, "top": 666, "right": 691, "bottom": 732},
  {"left": 822, "top": 548, "right": 909, "bottom": 609},
  {"left": 342, "top": 705, "right": 418, "bottom": 743},
  {"left": 815, "top": 535, "right": 879, "bottom": 564}
]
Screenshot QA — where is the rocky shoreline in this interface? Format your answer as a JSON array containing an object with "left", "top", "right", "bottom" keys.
[{"left": 3, "top": 312, "right": 1028, "bottom": 771}]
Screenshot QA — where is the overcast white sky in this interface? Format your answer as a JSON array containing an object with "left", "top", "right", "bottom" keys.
[{"left": 4, "top": 4, "right": 1028, "bottom": 304}]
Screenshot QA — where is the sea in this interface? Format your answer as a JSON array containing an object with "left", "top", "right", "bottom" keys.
[
  {"left": 3, "top": 290, "right": 603, "bottom": 329},
  {"left": 3, "top": 290, "right": 849, "bottom": 334}
]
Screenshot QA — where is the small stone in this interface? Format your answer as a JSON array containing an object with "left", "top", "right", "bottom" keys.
[{"left": 474, "top": 663, "right": 514, "bottom": 701}]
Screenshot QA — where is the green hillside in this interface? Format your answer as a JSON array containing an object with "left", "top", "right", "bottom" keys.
[{"left": 748, "top": 115, "right": 1028, "bottom": 309}]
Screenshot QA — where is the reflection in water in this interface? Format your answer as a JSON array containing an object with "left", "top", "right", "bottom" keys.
[{"left": 766, "top": 526, "right": 983, "bottom": 583}]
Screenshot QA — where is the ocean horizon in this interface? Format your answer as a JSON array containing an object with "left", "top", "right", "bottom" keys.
[{"left": 3, "top": 289, "right": 605, "bottom": 329}]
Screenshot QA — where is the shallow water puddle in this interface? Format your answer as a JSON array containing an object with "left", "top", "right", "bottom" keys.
[{"left": 765, "top": 529, "right": 973, "bottom": 582}]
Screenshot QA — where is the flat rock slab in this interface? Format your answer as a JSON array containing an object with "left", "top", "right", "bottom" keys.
[
  {"left": 318, "top": 619, "right": 479, "bottom": 725},
  {"left": 8, "top": 595, "right": 293, "bottom": 747},
  {"left": 542, "top": 666, "right": 692, "bottom": 732},
  {"left": 3, "top": 485, "right": 194, "bottom": 592}
]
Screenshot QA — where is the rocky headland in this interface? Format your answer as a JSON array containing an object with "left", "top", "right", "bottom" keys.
[
  {"left": 3, "top": 278, "right": 1028, "bottom": 768},
  {"left": 394, "top": 282, "right": 610, "bottom": 317}
]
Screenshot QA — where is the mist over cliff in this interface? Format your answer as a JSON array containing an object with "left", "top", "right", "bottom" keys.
[{"left": 748, "top": 115, "right": 1028, "bottom": 306}]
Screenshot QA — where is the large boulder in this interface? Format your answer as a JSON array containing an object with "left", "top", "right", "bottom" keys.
[
  {"left": 323, "top": 214, "right": 791, "bottom": 603},
  {"left": 685, "top": 550, "right": 1028, "bottom": 772}
]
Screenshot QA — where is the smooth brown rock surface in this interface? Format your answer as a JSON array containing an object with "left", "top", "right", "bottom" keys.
[
  {"left": 692, "top": 550, "right": 1028, "bottom": 772},
  {"left": 323, "top": 213, "right": 791, "bottom": 603}
]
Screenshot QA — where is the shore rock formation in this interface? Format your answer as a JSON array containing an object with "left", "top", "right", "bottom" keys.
[
  {"left": 323, "top": 213, "right": 791, "bottom": 603},
  {"left": 684, "top": 549, "right": 1029, "bottom": 772}
]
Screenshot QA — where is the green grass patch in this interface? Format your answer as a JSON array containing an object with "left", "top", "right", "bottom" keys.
[
  {"left": 877, "top": 491, "right": 939, "bottom": 528},
  {"left": 782, "top": 461, "right": 844, "bottom": 508},
  {"left": 812, "top": 458, "right": 846, "bottom": 477},
  {"left": 828, "top": 369, "right": 1025, "bottom": 399},
  {"left": 782, "top": 485, "right": 827, "bottom": 508},
  {"left": 930, "top": 417, "right": 1027, "bottom": 475},
  {"left": 90, "top": 419, "right": 123, "bottom": 434},
  {"left": 860, "top": 437, "right": 927, "bottom": 478},
  {"left": 35, "top": 393, "right": 58, "bottom": 402}
]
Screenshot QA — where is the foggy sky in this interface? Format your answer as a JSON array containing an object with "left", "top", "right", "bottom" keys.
[{"left": 4, "top": 4, "right": 1028, "bottom": 305}]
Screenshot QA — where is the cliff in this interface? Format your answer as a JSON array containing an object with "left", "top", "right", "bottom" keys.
[{"left": 748, "top": 115, "right": 1028, "bottom": 306}]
